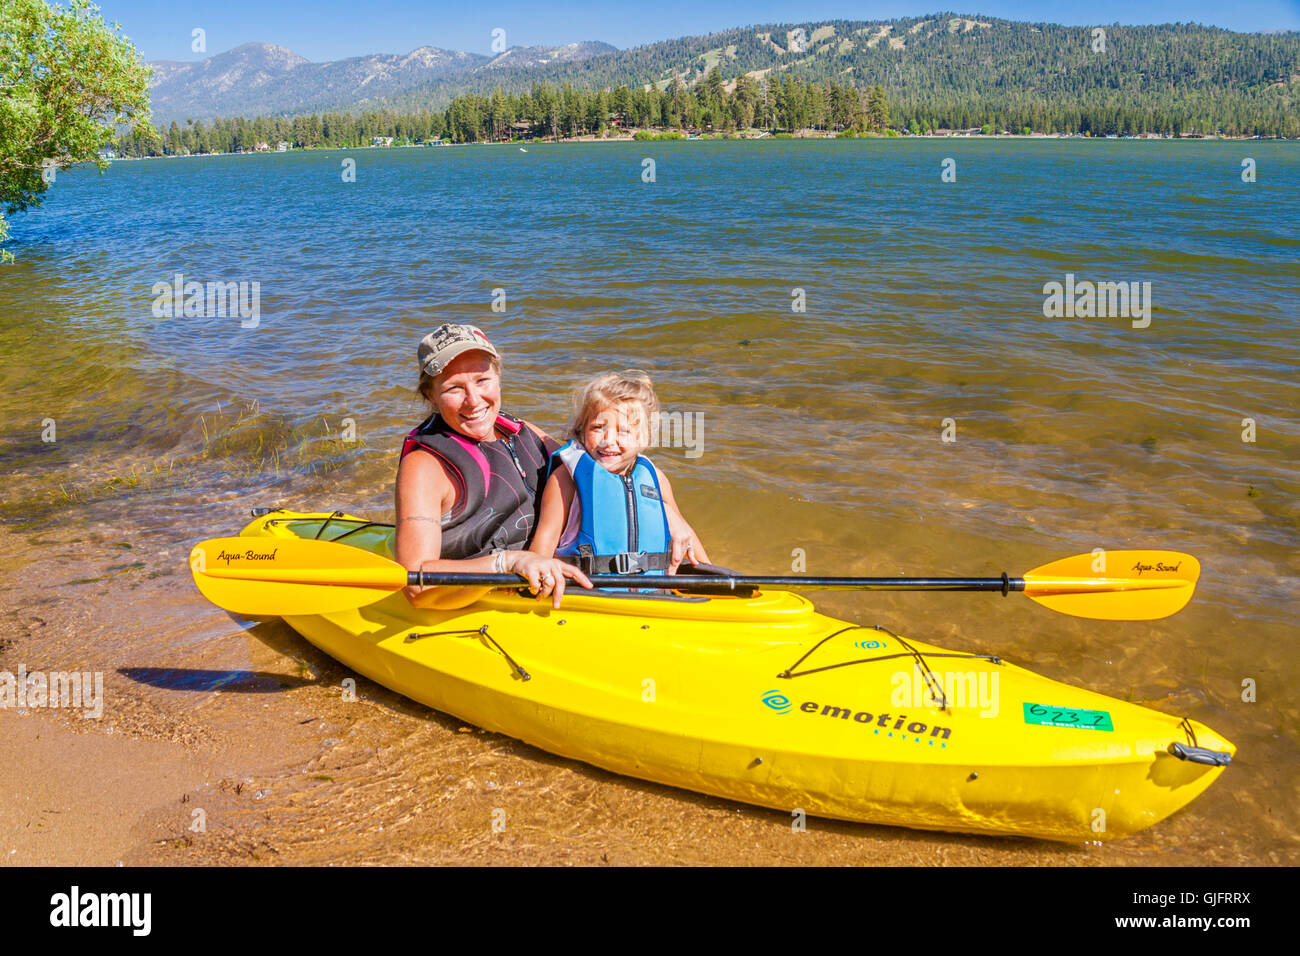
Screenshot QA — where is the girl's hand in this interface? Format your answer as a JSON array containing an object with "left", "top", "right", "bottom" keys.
[
  {"left": 507, "top": 551, "right": 593, "bottom": 608},
  {"left": 668, "top": 531, "right": 702, "bottom": 575},
  {"left": 654, "top": 466, "right": 708, "bottom": 574}
]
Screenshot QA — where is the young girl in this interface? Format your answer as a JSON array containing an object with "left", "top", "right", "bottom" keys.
[{"left": 529, "top": 371, "right": 709, "bottom": 579}]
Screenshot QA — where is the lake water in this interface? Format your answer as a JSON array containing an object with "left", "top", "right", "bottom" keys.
[{"left": 1, "top": 139, "right": 1296, "bottom": 864}]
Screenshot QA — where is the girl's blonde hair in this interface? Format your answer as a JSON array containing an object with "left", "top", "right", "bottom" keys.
[{"left": 568, "top": 370, "right": 659, "bottom": 445}]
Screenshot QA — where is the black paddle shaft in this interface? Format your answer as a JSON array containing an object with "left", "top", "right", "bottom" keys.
[{"left": 410, "top": 572, "right": 1026, "bottom": 594}]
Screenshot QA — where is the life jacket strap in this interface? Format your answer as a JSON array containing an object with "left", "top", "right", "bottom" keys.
[{"left": 560, "top": 545, "right": 673, "bottom": 576}]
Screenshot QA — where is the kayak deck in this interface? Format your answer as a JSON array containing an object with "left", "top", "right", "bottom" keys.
[{"left": 241, "top": 510, "right": 1233, "bottom": 842}]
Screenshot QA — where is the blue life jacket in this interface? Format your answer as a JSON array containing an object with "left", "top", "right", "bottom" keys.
[{"left": 551, "top": 440, "right": 672, "bottom": 576}]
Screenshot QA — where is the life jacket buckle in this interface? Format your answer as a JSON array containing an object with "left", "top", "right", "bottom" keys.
[{"left": 614, "top": 552, "right": 646, "bottom": 575}]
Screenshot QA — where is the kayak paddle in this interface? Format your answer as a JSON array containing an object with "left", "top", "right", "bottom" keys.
[{"left": 189, "top": 538, "right": 1199, "bottom": 621}]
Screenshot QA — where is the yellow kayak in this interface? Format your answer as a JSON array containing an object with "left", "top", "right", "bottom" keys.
[{"left": 237, "top": 509, "right": 1233, "bottom": 842}]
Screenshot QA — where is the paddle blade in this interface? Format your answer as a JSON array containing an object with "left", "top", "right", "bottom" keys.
[
  {"left": 190, "top": 537, "right": 408, "bottom": 616},
  {"left": 1022, "top": 551, "right": 1200, "bottom": 621}
]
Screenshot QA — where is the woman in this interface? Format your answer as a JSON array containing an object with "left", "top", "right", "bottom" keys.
[{"left": 395, "top": 324, "right": 593, "bottom": 608}]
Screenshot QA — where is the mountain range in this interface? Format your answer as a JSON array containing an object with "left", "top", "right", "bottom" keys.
[
  {"left": 144, "top": 14, "right": 1300, "bottom": 125},
  {"left": 147, "top": 41, "right": 616, "bottom": 122}
]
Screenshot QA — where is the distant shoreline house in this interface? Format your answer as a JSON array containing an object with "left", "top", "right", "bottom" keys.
[
  {"left": 370, "top": 136, "right": 394, "bottom": 147},
  {"left": 507, "top": 120, "right": 535, "bottom": 141}
]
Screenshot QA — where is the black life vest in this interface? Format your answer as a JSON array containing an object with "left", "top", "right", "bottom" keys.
[{"left": 399, "top": 411, "right": 550, "bottom": 559}]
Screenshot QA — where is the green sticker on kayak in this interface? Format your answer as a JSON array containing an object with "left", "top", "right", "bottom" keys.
[{"left": 1023, "top": 703, "right": 1113, "bottom": 731}]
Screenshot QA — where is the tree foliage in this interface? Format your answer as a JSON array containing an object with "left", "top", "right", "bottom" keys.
[
  {"left": 0, "top": 0, "right": 152, "bottom": 260},
  {"left": 113, "top": 74, "right": 891, "bottom": 156}
]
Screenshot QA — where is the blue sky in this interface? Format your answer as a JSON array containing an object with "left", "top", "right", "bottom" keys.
[{"left": 100, "top": 0, "right": 1300, "bottom": 62}]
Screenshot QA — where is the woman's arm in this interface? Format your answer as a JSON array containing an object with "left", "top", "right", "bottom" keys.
[
  {"left": 652, "top": 466, "right": 711, "bottom": 573},
  {"left": 394, "top": 450, "right": 494, "bottom": 609}
]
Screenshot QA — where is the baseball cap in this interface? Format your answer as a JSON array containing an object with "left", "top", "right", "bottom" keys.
[{"left": 417, "top": 324, "right": 500, "bottom": 376}]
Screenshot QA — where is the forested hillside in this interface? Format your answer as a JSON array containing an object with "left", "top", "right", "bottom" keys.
[
  {"left": 341, "top": 15, "right": 1300, "bottom": 136},
  {"left": 121, "top": 14, "right": 1300, "bottom": 151}
]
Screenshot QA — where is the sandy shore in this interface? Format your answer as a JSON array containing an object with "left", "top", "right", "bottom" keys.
[{"left": 1, "top": 710, "right": 207, "bottom": 865}]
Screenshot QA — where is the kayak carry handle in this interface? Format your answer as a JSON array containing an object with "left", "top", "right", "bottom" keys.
[{"left": 1167, "top": 742, "right": 1233, "bottom": 766}]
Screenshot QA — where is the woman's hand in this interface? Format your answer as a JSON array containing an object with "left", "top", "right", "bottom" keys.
[{"left": 506, "top": 551, "right": 593, "bottom": 608}]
